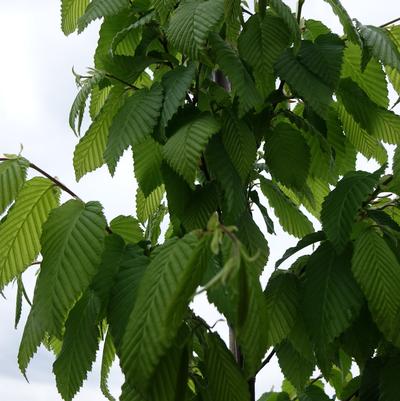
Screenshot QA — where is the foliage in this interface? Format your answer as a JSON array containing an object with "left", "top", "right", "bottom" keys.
[{"left": 2, "top": 1, "right": 400, "bottom": 401}]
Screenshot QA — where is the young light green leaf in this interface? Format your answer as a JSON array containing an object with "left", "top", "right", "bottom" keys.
[
  {"left": 0, "top": 157, "right": 29, "bottom": 215},
  {"left": 100, "top": 331, "right": 117, "bottom": 401},
  {"left": 110, "top": 215, "right": 143, "bottom": 244},
  {"left": 77, "top": 0, "right": 130, "bottom": 33},
  {"left": 30, "top": 200, "right": 106, "bottom": 337},
  {"left": 74, "top": 86, "right": 127, "bottom": 180},
  {"left": 163, "top": 114, "right": 221, "bottom": 185},
  {"left": 136, "top": 185, "right": 165, "bottom": 223},
  {"left": 0, "top": 178, "right": 60, "bottom": 289},
  {"left": 104, "top": 84, "right": 163, "bottom": 175},
  {"left": 61, "top": 0, "right": 90, "bottom": 35}
]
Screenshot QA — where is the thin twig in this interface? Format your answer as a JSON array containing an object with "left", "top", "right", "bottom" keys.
[
  {"left": 380, "top": 16, "right": 400, "bottom": 28},
  {"left": 257, "top": 349, "right": 276, "bottom": 374},
  {"left": 0, "top": 158, "right": 82, "bottom": 201},
  {"left": 105, "top": 73, "right": 138, "bottom": 90},
  {"left": 297, "top": 0, "right": 305, "bottom": 24}
]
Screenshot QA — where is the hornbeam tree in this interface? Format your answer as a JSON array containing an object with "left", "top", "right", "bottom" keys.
[{"left": 2, "top": 0, "right": 400, "bottom": 400}]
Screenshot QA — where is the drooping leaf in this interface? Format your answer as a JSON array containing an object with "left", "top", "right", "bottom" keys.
[
  {"left": 100, "top": 331, "right": 117, "bottom": 401},
  {"left": 110, "top": 215, "right": 143, "bottom": 244},
  {"left": 238, "top": 14, "right": 291, "bottom": 95},
  {"left": 276, "top": 340, "right": 315, "bottom": 390},
  {"left": 264, "top": 271, "right": 300, "bottom": 346},
  {"left": 275, "top": 49, "right": 333, "bottom": 117},
  {"left": 69, "top": 71, "right": 106, "bottom": 136},
  {"left": 53, "top": 291, "right": 101, "bottom": 401},
  {"left": 61, "top": 0, "right": 90, "bottom": 35},
  {"left": 77, "top": 0, "right": 130, "bottom": 33},
  {"left": 0, "top": 178, "right": 60, "bottom": 289},
  {"left": 259, "top": 177, "right": 314, "bottom": 238},
  {"left": 104, "top": 84, "right": 164, "bottom": 175},
  {"left": 209, "top": 33, "right": 263, "bottom": 116},
  {"left": 28, "top": 200, "right": 106, "bottom": 338},
  {"left": 132, "top": 137, "right": 164, "bottom": 197},
  {"left": 120, "top": 234, "right": 205, "bottom": 390},
  {"left": 0, "top": 157, "right": 29, "bottom": 215},
  {"left": 337, "top": 78, "right": 400, "bottom": 144},
  {"left": 322, "top": 0, "right": 360, "bottom": 44},
  {"left": 352, "top": 229, "right": 400, "bottom": 347},
  {"left": 161, "top": 63, "right": 196, "bottom": 128},
  {"left": 302, "top": 242, "right": 364, "bottom": 347},
  {"left": 163, "top": 114, "right": 221, "bottom": 185},
  {"left": 341, "top": 43, "right": 389, "bottom": 108},
  {"left": 74, "top": 86, "right": 127, "bottom": 180},
  {"left": 357, "top": 23, "right": 400, "bottom": 72},
  {"left": 269, "top": 0, "right": 301, "bottom": 50},
  {"left": 321, "top": 170, "right": 379, "bottom": 251},
  {"left": 136, "top": 185, "right": 165, "bottom": 223},
  {"left": 203, "top": 333, "right": 251, "bottom": 401},
  {"left": 265, "top": 122, "right": 311, "bottom": 190},
  {"left": 167, "top": 0, "right": 224, "bottom": 59},
  {"left": 276, "top": 231, "right": 325, "bottom": 268},
  {"left": 221, "top": 112, "right": 257, "bottom": 183}
]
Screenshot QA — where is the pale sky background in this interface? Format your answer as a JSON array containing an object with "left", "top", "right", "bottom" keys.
[{"left": 0, "top": 1, "right": 399, "bottom": 400}]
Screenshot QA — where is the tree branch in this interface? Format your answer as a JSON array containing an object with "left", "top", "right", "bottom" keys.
[
  {"left": 257, "top": 349, "right": 276, "bottom": 374},
  {"left": 380, "top": 17, "right": 400, "bottom": 28},
  {"left": 0, "top": 157, "right": 82, "bottom": 201}
]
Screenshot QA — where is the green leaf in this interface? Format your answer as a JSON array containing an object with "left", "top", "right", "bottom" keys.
[
  {"left": 100, "top": 331, "right": 117, "bottom": 401},
  {"left": 298, "top": 33, "right": 345, "bottom": 90},
  {"left": 380, "top": 355, "right": 400, "bottom": 401},
  {"left": 352, "top": 229, "right": 400, "bottom": 346},
  {"left": 120, "top": 234, "right": 205, "bottom": 390},
  {"left": 110, "top": 215, "right": 143, "bottom": 244},
  {"left": 265, "top": 122, "right": 311, "bottom": 189},
  {"left": 152, "top": 0, "right": 176, "bottom": 22},
  {"left": 275, "top": 49, "right": 333, "bottom": 117},
  {"left": 163, "top": 114, "right": 220, "bottom": 185},
  {"left": 303, "top": 19, "right": 331, "bottom": 41},
  {"left": 302, "top": 242, "right": 364, "bottom": 347},
  {"left": 269, "top": 0, "right": 301, "bottom": 50},
  {"left": 61, "top": 0, "right": 90, "bottom": 35},
  {"left": 337, "top": 103, "right": 387, "bottom": 164},
  {"left": 203, "top": 333, "right": 251, "bottom": 401},
  {"left": 299, "top": 385, "right": 331, "bottom": 401},
  {"left": 224, "top": 0, "right": 241, "bottom": 43},
  {"left": 221, "top": 112, "right": 257, "bottom": 183},
  {"left": 322, "top": 0, "right": 360, "bottom": 44},
  {"left": 359, "top": 357, "right": 381, "bottom": 401},
  {"left": 53, "top": 291, "right": 101, "bottom": 401},
  {"left": 69, "top": 71, "right": 105, "bottom": 136},
  {"left": 29, "top": 200, "right": 106, "bottom": 337},
  {"left": 276, "top": 340, "right": 315, "bottom": 390},
  {"left": 265, "top": 271, "right": 300, "bottom": 346},
  {"left": 104, "top": 84, "right": 164, "bottom": 175},
  {"left": 321, "top": 170, "right": 379, "bottom": 251},
  {"left": 341, "top": 43, "right": 389, "bottom": 108},
  {"left": 205, "top": 136, "right": 247, "bottom": 223},
  {"left": 167, "top": 0, "right": 224, "bottom": 59},
  {"left": 132, "top": 137, "right": 164, "bottom": 197},
  {"left": 0, "top": 178, "right": 60, "bottom": 288},
  {"left": 136, "top": 185, "right": 165, "bottom": 223},
  {"left": 337, "top": 78, "right": 400, "bottom": 144},
  {"left": 238, "top": 14, "right": 291, "bottom": 96},
  {"left": 209, "top": 33, "right": 262, "bottom": 116},
  {"left": 74, "top": 86, "right": 127, "bottom": 181},
  {"left": 0, "top": 157, "right": 29, "bottom": 215},
  {"left": 89, "top": 86, "right": 111, "bottom": 119},
  {"left": 14, "top": 276, "right": 24, "bottom": 329},
  {"left": 357, "top": 24, "right": 400, "bottom": 72},
  {"left": 77, "top": 0, "right": 130, "bottom": 33},
  {"left": 161, "top": 63, "right": 196, "bottom": 128},
  {"left": 259, "top": 177, "right": 314, "bottom": 238},
  {"left": 276, "top": 232, "right": 325, "bottom": 268}
]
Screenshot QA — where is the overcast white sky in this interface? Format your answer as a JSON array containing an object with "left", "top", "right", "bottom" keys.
[{"left": 0, "top": 1, "right": 399, "bottom": 400}]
